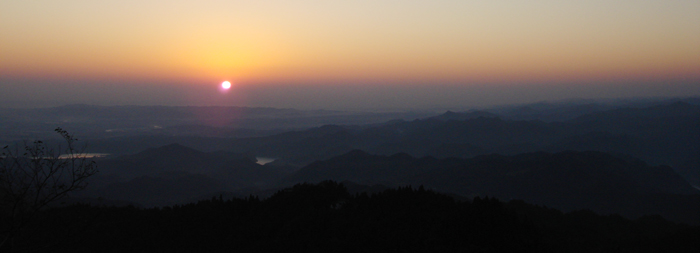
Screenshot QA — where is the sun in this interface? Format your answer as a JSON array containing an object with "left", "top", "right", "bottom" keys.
[{"left": 221, "top": 81, "right": 231, "bottom": 89}]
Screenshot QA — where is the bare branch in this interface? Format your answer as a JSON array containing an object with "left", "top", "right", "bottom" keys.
[{"left": 0, "top": 128, "right": 97, "bottom": 251}]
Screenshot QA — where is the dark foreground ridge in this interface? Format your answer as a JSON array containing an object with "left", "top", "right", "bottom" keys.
[
  {"left": 283, "top": 150, "right": 700, "bottom": 224},
  {"left": 4, "top": 181, "right": 699, "bottom": 252}
]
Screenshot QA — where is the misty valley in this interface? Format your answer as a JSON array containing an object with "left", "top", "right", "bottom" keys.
[{"left": 2, "top": 97, "right": 700, "bottom": 252}]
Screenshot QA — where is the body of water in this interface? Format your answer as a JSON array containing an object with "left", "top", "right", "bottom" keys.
[
  {"left": 256, "top": 157, "right": 276, "bottom": 165},
  {"left": 58, "top": 153, "right": 110, "bottom": 159}
]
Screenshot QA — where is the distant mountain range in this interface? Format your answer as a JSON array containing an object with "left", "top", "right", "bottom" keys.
[
  {"left": 222, "top": 101, "right": 700, "bottom": 187},
  {"left": 0, "top": 104, "right": 434, "bottom": 141},
  {"left": 11, "top": 98, "right": 698, "bottom": 224}
]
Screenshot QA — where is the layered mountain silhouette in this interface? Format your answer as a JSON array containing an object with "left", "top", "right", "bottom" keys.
[
  {"left": 427, "top": 110, "right": 499, "bottom": 121},
  {"left": 57, "top": 100, "right": 700, "bottom": 222},
  {"left": 282, "top": 150, "right": 699, "bottom": 224},
  {"left": 227, "top": 101, "right": 700, "bottom": 186}
]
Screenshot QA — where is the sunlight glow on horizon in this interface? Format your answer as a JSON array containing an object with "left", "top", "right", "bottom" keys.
[{"left": 1, "top": 1, "right": 699, "bottom": 109}]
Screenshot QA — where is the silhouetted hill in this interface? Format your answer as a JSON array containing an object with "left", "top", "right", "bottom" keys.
[
  {"left": 127, "top": 143, "right": 207, "bottom": 160},
  {"left": 224, "top": 101, "right": 700, "bottom": 186},
  {"left": 98, "top": 143, "right": 253, "bottom": 178},
  {"left": 15, "top": 182, "right": 700, "bottom": 252},
  {"left": 429, "top": 110, "right": 500, "bottom": 121},
  {"left": 493, "top": 102, "right": 615, "bottom": 121},
  {"left": 83, "top": 143, "right": 295, "bottom": 207},
  {"left": 560, "top": 102, "right": 700, "bottom": 185},
  {"left": 420, "top": 151, "right": 697, "bottom": 201},
  {"left": 283, "top": 150, "right": 700, "bottom": 224},
  {"left": 98, "top": 171, "right": 225, "bottom": 207},
  {"left": 565, "top": 102, "right": 700, "bottom": 140},
  {"left": 229, "top": 116, "right": 566, "bottom": 166},
  {"left": 572, "top": 101, "right": 700, "bottom": 124},
  {"left": 78, "top": 135, "right": 234, "bottom": 156},
  {"left": 547, "top": 131, "right": 646, "bottom": 153},
  {"left": 280, "top": 150, "right": 435, "bottom": 186},
  {"left": 488, "top": 97, "right": 700, "bottom": 121},
  {"left": 423, "top": 142, "right": 485, "bottom": 159}
]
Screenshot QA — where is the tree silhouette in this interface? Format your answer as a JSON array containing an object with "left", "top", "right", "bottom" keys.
[{"left": 0, "top": 128, "right": 97, "bottom": 251}]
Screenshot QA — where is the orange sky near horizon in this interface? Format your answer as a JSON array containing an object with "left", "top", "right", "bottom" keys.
[{"left": 1, "top": 1, "right": 700, "bottom": 109}]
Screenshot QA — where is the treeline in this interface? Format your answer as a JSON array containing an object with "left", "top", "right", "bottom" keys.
[{"left": 6, "top": 181, "right": 700, "bottom": 252}]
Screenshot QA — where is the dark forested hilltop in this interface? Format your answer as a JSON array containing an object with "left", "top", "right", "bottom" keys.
[
  {"left": 6, "top": 182, "right": 700, "bottom": 253},
  {"left": 282, "top": 150, "right": 700, "bottom": 224}
]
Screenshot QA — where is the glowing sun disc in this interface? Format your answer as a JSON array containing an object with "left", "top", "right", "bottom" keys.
[{"left": 221, "top": 81, "right": 231, "bottom": 89}]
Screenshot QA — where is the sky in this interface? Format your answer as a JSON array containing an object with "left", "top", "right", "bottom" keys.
[{"left": 1, "top": 0, "right": 699, "bottom": 110}]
